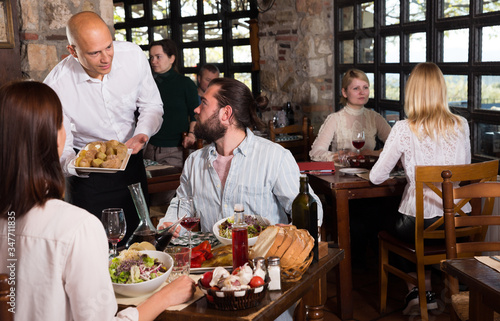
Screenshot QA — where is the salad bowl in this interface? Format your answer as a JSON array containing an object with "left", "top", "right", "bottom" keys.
[
  {"left": 213, "top": 215, "right": 271, "bottom": 246},
  {"left": 111, "top": 250, "right": 173, "bottom": 297}
]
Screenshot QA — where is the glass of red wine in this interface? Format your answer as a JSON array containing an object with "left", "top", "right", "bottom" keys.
[
  {"left": 352, "top": 130, "right": 365, "bottom": 155},
  {"left": 101, "top": 208, "right": 127, "bottom": 258},
  {"left": 177, "top": 198, "right": 200, "bottom": 250}
]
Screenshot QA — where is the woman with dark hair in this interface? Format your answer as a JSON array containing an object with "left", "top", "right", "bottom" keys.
[
  {"left": 0, "top": 80, "right": 195, "bottom": 321},
  {"left": 145, "top": 39, "right": 199, "bottom": 168}
]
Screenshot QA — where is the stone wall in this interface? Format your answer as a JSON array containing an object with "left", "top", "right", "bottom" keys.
[
  {"left": 18, "top": 0, "right": 113, "bottom": 81},
  {"left": 258, "top": 0, "right": 335, "bottom": 132}
]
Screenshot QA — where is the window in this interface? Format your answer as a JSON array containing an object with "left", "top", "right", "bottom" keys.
[
  {"left": 113, "top": 0, "right": 258, "bottom": 93},
  {"left": 335, "top": 0, "right": 500, "bottom": 161}
]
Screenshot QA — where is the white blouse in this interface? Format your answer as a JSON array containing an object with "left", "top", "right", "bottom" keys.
[
  {"left": 369, "top": 118, "right": 471, "bottom": 219},
  {"left": 0, "top": 199, "right": 138, "bottom": 321},
  {"left": 309, "top": 106, "right": 392, "bottom": 162}
]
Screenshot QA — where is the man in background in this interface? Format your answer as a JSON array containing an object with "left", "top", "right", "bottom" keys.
[{"left": 197, "top": 63, "right": 220, "bottom": 98}]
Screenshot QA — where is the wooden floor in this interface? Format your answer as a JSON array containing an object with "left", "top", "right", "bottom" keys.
[{"left": 321, "top": 249, "right": 451, "bottom": 321}]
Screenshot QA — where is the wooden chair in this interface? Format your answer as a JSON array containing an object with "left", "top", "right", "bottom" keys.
[
  {"left": 268, "top": 116, "right": 312, "bottom": 161},
  {"left": 441, "top": 167, "right": 500, "bottom": 321},
  {"left": 378, "top": 160, "right": 499, "bottom": 321},
  {"left": 1, "top": 274, "right": 13, "bottom": 321}
]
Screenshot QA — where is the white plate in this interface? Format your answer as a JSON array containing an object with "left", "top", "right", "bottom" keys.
[
  {"left": 339, "top": 168, "right": 368, "bottom": 175},
  {"left": 190, "top": 266, "right": 233, "bottom": 274},
  {"left": 69, "top": 149, "right": 132, "bottom": 174}
]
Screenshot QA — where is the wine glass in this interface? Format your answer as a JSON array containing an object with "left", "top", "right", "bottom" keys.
[
  {"left": 177, "top": 198, "right": 200, "bottom": 250},
  {"left": 352, "top": 130, "right": 365, "bottom": 155},
  {"left": 101, "top": 208, "right": 127, "bottom": 258}
]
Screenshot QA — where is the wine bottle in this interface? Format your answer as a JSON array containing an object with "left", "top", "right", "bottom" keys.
[
  {"left": 291, "top": 174, "right": 318, "bottom": 262},
  {"left": 285, "top": 102, "right": 294, "bottom": 125}
]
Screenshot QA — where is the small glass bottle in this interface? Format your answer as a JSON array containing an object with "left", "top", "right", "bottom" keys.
[
  {"left": 232, "top": 204, "right": 249, "bottom": 270},
  {"left": 285, "top": 102, "right": 294, "bottom": 125},
  {"left": 292, "top": 174, "right": 319, "bottom": 262},
  {"left": 267, "top": 256, "right": 281, "bottom": 290}
]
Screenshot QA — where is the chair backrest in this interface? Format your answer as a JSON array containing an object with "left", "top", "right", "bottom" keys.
[
  {"left": 442, "top": 165, "right": 500, "bottom": 259},
  {"left": 0, "top": 274, "right": 13, "bottom": 321},
  {"left": 414, "top": 160, "right": 499, "bottom": 259},
  {"left": 268, "top": 116, "right": 311, "bottom": 161}
]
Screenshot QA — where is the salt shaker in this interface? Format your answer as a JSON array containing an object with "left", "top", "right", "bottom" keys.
[{"left": 267, "top": 256, "right": 281, "bottom": 290}]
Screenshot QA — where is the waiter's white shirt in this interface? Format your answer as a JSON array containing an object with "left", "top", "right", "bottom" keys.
[{"left": 44, "top": 41, "right": 163, "bottom": 176}]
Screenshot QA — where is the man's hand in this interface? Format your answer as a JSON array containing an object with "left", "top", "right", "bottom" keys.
[
  {"left": 158, "top": 222, "right": 181, "bottom": 238},
  {"left": 125, "top": 134, "right": 148, "bottom": 154},
  {"left": 182, "top": 133, "right": 196, "bottom": 149}
]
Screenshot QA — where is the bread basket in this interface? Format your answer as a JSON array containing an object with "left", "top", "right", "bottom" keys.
[
  {"left": 280, "top": 252, "right": 313, "bottom": 282},
  {"left": 197, "top": 278, "right": 269, "bottom": 310}
]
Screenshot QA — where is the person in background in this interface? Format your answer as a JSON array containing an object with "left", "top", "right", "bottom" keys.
[
  {"left": 310, "top": 68, "right": 393, "bottom": 266},
  {"left": 145, "top": 39, "right": 199, "bottom": 168},
  {"left": 309, "top": 68, "right": 391, "bottom": 163},
  {"left": 44, "top": 11, "right": 163, "bottom": 245},
  {"left": 370, "top": 62, "right": 471, "bottom": 315},
  {"left": 0, "top": 80, "right": 195, "bottom": 321},
  {"left": 197, "top": 63, "right": 220, "bottom": 98}
]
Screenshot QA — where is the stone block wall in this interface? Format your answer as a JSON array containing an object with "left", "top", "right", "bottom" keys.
[
  {"left": 258, "top": 0, "right": 335, "bottom": 132},
  {"left": 18, "top": 0, "right": 113, "bottom": 81}
]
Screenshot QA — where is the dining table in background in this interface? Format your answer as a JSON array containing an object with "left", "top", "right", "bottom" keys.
[
  {"left": 119, "top": 247, "right": 344, "bottom": 321},
  {"left": 441, "top": 258, "right": 500, "bottom": 321},
  {"left": 307, "top": 170, "right": 406, "bottom": 320}
]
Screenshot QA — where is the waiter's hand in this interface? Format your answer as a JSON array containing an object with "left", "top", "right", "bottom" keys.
[{"left": 126, "top": 134, "right": 148, "bottom": 154}]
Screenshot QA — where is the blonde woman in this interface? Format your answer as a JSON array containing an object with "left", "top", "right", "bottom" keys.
[
  {"left": 309, "top": 69, "right": 391, "bottom": 163},
  {"left": 370, "top": 62, "right": 471, "bottom": 315}
]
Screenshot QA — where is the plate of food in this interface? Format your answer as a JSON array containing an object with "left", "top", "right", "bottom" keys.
[
  {"left": 189, "top": 242, "right": 233, "bottom": 273},
  {"left": 69, "top": 140, "right": 132, "bottom": 174},
  {"left": 109, "top": 249, "right": 172, "bottom": 297},
  {"left": 213, "top": 215, "right": 270, "bottom": 246}
]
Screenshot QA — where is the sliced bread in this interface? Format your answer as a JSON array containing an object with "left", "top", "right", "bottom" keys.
[{"left": 249, "top": 225, "right": 279, "bottom": 259}]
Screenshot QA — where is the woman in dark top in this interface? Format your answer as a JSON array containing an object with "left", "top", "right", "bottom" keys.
[{"left": 145, "top": 39, "right": 199, "bottom": 168}]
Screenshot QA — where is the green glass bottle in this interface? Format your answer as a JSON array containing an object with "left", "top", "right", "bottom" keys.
[{"left": 292, "top": 174, "right": 318, "bottom": 262}]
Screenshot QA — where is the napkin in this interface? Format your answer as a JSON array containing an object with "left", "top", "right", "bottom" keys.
[
  {"left": 475, "top": 256, "right": 500, "bottom": 273},
  {"left": 115, "top": 274, "right": 203, "bottom": 311}
]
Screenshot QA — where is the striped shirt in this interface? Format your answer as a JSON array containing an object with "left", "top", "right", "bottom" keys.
[{"left": 159, "top": 128, "right": 323, "bottom": 233}]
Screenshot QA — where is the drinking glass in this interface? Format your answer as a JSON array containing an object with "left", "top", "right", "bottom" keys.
[
  {"left": 101, "top": 208, "right": 127, "bottom": 257},
  {"left": 352, "top": 130, "right": 365, "bottom": 154},
  {"left": 177, "top": 198, "right": 200, "bottom": 250}
]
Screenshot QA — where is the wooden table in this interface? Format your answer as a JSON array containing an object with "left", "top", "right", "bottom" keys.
[
  {"left": 146, "top": 166, "right": 182, "bottom": 194},
  {"left": 120, "top": 248, "right": 343, "bottom": 321},
  {"left": 308, "top": 171, "right": 406, "bottom": 320},
  {"left": 441, "top": 258, "right": 500, "bottom": 321}
]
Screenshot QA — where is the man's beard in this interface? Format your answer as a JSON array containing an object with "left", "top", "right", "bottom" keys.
[{"left": 194, "top": 110, "right": 227, "bottom": 143}]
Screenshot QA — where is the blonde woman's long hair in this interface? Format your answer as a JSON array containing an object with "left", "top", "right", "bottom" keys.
[{"left": 404, "top": 62, "right": 463, "bottom": 141}]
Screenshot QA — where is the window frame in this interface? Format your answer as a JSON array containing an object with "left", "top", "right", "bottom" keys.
[{"left": 113, "top": 0, "right": 259, "bottom": 93}]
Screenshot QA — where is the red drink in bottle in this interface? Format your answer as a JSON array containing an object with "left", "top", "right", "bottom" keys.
[{"left": 232, "top": 227, "right": 249, "bottom": 270}]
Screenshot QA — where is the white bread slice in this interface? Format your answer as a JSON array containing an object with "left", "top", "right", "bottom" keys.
[
  {"left": 292, "top": 229, "right": 314, "bottom": 265},
  {"left": 265, "top": 227, "right": 285, "bottom": 257},
  {"left": 249, "top": 225, "right": 279, "bottom": 259},
  {"left": 273, "top": 227, "right": 294, "bottom": 258},
  {"left": 280, "top": 229, "right": 306, "bottom": 266}
]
